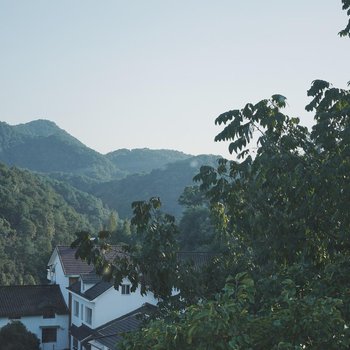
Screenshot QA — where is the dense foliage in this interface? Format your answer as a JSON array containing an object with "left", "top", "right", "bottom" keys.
[
  {"left": 116, "top": 78, "right": 350, "bottom": 349},
  {"left": 78, "top": 3, "right": 350, "bottom": 347},
  {"left": 0, "top": 321, "right": 40, "bottom": 350},
  {"left": 0, "top": 120, "right": 219, "bottom": 220},
  {"left": 0, "top": 119, "right": 123, "bottom": 181},
  {"left": 177, "top": 186, "right": 217, "bottom": 252},
  {"left": 71, "top": 4, "right": 350, "bottom": 347},
  {"left": 339, "top": 0, "right": 350, "bottom": 37},
  {"left": 0, "top": 163, "right": 108, "bottom": 284},
  {"left": 43, "top": 176, "right": 110, "bottom": 229},
  {"left": 90, "top": 155, "right": 219, "bottom": 218}
]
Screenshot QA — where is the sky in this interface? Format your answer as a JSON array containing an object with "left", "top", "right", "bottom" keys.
[{"left": 0, "top": 1, "right": 349, "bottom": 158}]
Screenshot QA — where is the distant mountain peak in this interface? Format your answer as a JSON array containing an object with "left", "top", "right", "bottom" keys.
[
  {"left": 105, "top": 148, "right": 192, "bottom": 174},
  {"left": 13, "top": 119, "right": 64, "bottom": 137}
]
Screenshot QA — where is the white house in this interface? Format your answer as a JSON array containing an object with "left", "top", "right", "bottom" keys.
[
  {"left": 0, "top": 284, "right": 69, "bottom": 350},
  {"left": 47, "top": 246, "right": 95, "bottom": 305},
  {"left": 46, "top": 245, "right": 159, "bottom": 350},
  {"left": 0, "top": 246, "right": 212, "bottom": 350},
  {"left": 68, "top": 273, "right": 158, "bottom": 350}
]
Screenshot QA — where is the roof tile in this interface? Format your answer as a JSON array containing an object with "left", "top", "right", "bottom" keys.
[{"left": 0, "top": 284, "right": 68, "bottom": 318}]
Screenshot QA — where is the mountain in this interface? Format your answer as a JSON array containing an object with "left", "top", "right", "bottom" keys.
[
  {"left": 106, "top": 148, "right": 191, "bottom": 174},
  {"left": 0, "top": 120, "right": 222, "bottom": 287},
  {"left": 0, "top": 120, "right": 124, "bottom": 181},
  {"left": 90, "top": 155, "right": 220, "bottom": 218},
  {"left": 0, "top": 119, "right": 221, "bottom": 219},
  {"left": 0, "top": 163, "right": 109, "bottom": 285}
]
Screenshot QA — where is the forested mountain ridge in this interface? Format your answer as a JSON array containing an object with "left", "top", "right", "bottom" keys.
[
  {"left": 0, "top": 120, "right": 195, "bottom": 181},
  {"left": 0, "top": 162, "right": 109, "bottom": 285},
  {"left": 0, "top": 119, "right": 221, "bottom": 219},
  {"left": 90, "top": 155, "right": 220, "bottom": 218},
  {"left": 106, "top": 148, "right": 191, "bottom": 174},
  {"left": 0, "top": 120, "right": 123, "bottom": 181},
  {"left": 41, "top": 176, "right": 110, "bottom": 229}
]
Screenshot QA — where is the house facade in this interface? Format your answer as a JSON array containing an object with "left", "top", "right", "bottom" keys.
[
  {"left": 0, "top": 246, "right": 212, "bottom": 350},
  {"left": 47, "top": 246, "right": 94, "bottom": 305},
  {"left": 68, "top": 276, "right": 158, "bottom": 350},
  {"left": 0, "top": 284, "right": 69, "bottom": 350},
  {"left": 69, "top": 277, "right": 157, "bottom": 329},
  {"left": 46, "top": 246, "right": 158, "bottom": 350}
]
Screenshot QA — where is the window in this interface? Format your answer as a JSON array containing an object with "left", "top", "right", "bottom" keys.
[
  {"left": 81, "top": 304, "right": 84, "bottom": 320},
  {"left": 74, "top": 300, "right": 79, "bottom": 317},
  {"left": 85, "top": 306, "right": 92, "bottom": 325},
  {"left": 72, "top": 337, "right": 79, "bottom": 350},
  {"left": 42, "top": 328, "right": 57, "bottom": 343},
  {"left": 121, "top": 284, "right": 131, "bottom": 295},
  {"left": 69, "top": 277, "right": 79, "bottom": 286}
]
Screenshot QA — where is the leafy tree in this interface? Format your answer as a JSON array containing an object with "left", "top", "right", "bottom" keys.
[
  {"left": 89, "top": 155, "right": 219, "bottom": 218},
  {"left": 178, "top": 186, "right": 217, "bottom": 252},
  {"left": 0, "top": 321, "right": 40, "bottom": 350},
  {"left": 73, "top": 197, "right": 180, "bottom": 299},
  {"left": 121, "top": 273, "right": 348, "bottom": 350},
  {"left": 73, "top": 2, "right": 350, "bottom": 349},
  {"left": 107, "top": 211, "right": 119, "bottom": 233},
  {"left": 117, "top": 81, "right": 350, "bottom": 349},
  {"left": 339, "top": 0, "right": 350, "bottom": 37}
]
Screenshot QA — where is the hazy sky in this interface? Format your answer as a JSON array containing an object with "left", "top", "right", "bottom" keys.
[{"left": 0, "top": 1, "right": 349, "bottom": 158}]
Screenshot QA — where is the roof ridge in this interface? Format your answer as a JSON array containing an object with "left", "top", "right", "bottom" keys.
[{"left": 0, "top": 284, "right": 59, "bottom": 288}]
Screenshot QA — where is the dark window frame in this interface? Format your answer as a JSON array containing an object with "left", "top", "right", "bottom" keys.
[
  {"left": 121, "top": 284, "right": 131, "bottom": 295},
  {"left": 85, "top": 306, "right": 92, "bottom": 325},
  {"left": 42, "top": 327, "right": 57, "bottom": 343},
  {"left": 72, "top": 336, "right": 79, "bottom": 350},
  {"left": 74, "top": 300, "right": 79, "bottom": 317}
]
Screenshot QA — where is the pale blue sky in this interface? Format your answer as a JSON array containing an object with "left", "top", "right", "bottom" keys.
[{"left": 0, "top": 1, "right": 349, "bottom": 157}]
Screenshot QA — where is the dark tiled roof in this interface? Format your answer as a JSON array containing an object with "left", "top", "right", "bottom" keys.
[
  {"left": 57, "top": 246, "right": 94, "bottom": 275},
  {"left": 65, "top": 247, "right": 213, "bottom": 301},
  {"left": 68, "top": 280, "right": 82, "bottom": 294},
  {"left": 86, "top": 304, "right": 157, "bottom": 349},
  {"left": 70, "top": 323, "right": 93, "bottom": 341},
  {"left": 177, "top": 251, "right": 215, "bottom": 269},
  {"left": 0, "top": 284, "right": 69, "bottom": 318},
  {"left": 84, "top": 281, "right": 113, "bottom": 300},
  {"left": 56, "top": 245, "right": 128, "bottom": 276},
  {"left": 80, "top": 272, "right": 102, "bottom": 285},
  {"left": 67, "top": 280, "right": 113, "bottom": 301}
]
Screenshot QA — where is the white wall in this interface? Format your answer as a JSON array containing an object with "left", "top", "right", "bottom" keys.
[
  {"left": 93, "top": 282, "right": 157, "bottom": 328},
  {"left": 70, "top": 278, "right": 158, "bottom": 329},
  {"left": 71, "top": 294, "right": 95, "bottom": 329},
  {"left": 0, "top": 314, "right": 69, "bottom": 350},
  {"left": 72, "top": 279, "right": 158, "bottom": 328},
  {"left": 47, "top": 250, "right": 78, "bottom": 305}
]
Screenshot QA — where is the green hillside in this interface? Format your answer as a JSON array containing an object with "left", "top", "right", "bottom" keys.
[
  {"left": 0, "top": 120, "right": 123, "bottom": 181},
  {"left": 13, "top": 119, "right": 81, "bottom": 142},
  {"left": 0, "top": 163, "right": 109, "bottom": 285},
  {"left": 90, "top": 155, "right": 220, "bottom": 218},
  {"left": 0, "top": 120, "right": 221, "bottom": 220}
]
